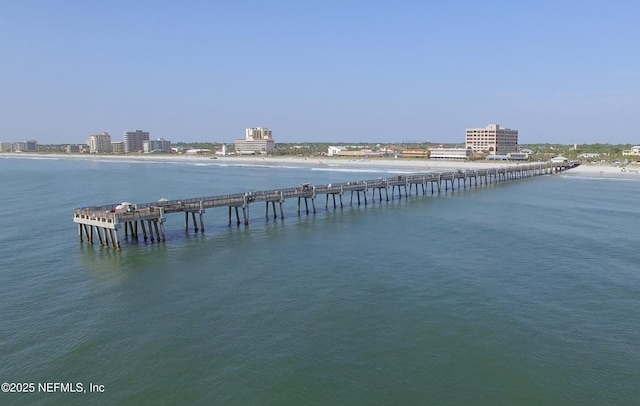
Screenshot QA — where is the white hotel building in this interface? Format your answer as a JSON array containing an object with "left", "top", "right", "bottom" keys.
[
  {"left": 235, "top": 127, "right": 275, "bottom": 154},
  {"left": 465, "top": 124, "right": 518, "bottom": 155}
]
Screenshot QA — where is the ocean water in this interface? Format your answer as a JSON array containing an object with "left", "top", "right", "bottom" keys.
[{"left": 1, "top": 156, "right": 639, "bottom": 405}]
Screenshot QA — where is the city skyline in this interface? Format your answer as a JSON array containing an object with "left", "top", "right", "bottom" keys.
[{"left": 1, "top": 1, "right": 638, "bottom": 145}]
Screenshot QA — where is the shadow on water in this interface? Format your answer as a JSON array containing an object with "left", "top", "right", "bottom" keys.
[{"left": 76, "top": 241, "right": 171, "bottom": 280}]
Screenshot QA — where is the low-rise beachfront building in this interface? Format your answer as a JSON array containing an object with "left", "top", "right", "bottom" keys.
[
  {"left": 235, "top": 127, "right": 275, "bottom": 154},
  {"left": 486, "top": 155, "right": 509, "bottom": 160},
  {"left": 111, "top": 142, "right": 125, "bottom": 154},
  {"left": 215, "top": 144, "right": 228, "bottom": 156},
  {"left": 327, "top": 146, "right": 345, "bottom": 156},
  {"left": 144, "top": 138, "right": 172, "bottom": 153},
  {"left": 429, "top": 147, "right": 473, "bottom": 160},
  {"left": 466, "top": 124, "right": 518, "bottom": 154},
  {"left": 401, "top": 149, "right": 430, "bottom": 158},
  {"left": 88, "top": 132, "right": 112, "bottom": 154},
  {"left": 66, "top": 144, "right": 80, "bottom": 153},
  {"left": 487, "top": 152, "right": 529, "bottom": 161},
  {"left": 578, "top": 153, "right": 600, "bottom": 159},
  {"left": 506, "top": 152, "right": 529, "bottom": 160},
  {"left": 326, "top": 147, "right": 382, "bottom": 157},
  {"left": 185, "top": 148, "right": 211, "bottom": 155},
  {"left": 622, "top": 146, "right": 640, "bottom": 156},
  {"left": 550, "top": 156, "right": 570, "bottom": 164},
  {"left": 334, "top": 149, "right": 367, "bottom": 157}
]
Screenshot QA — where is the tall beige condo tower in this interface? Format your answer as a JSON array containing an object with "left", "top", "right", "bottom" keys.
[{"left": 235, "top": 127, "right": 275, "bottom": 154}]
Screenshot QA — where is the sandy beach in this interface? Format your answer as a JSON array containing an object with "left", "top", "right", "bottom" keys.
[{"left": 3, "top": 152, "right": 639, "bottom": 178}]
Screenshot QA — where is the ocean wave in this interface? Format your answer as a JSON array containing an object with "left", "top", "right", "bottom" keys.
[
  {"left": 311, "top": 167, "right": 388, "bottom": 173},
  {"left": 311, "top": 167, "right": 425, "bottom": 174},
  {"left": 560, "top": 174, "right": 640, "bottom": 182},
  {"left": 1, "top": 155, "right": 60, "bottom": 161}
]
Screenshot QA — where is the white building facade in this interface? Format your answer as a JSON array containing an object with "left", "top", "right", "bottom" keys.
[
  {"left": 88, "top": 132, "right": 112, "bottom": 154},
  {"left": 465, "top": 124, "right": 518, "bottom": 155},
  {"left": 327, "top": 146, "right": 345, "bottom": 156},
  {"left": 622, "top": 146, "right": 640, "bottom": 156},
  {"left": 235, "top": 127, "right": 275, "bottom": 154},
  {"left": 1, "top": 142, "right": 14, "bottom": 152},
  {"left": 429, "top": 147, "right": 473, "bottom": 160}
]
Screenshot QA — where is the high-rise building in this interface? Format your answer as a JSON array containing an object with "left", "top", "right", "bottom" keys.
[
  {"left": 1, "top": 142, "right": 14, "bottom": 152},
  {"left": 234, "top": 127, "right": 275, "bottom": 154},
  {"left": 465, "top": 124, "right": 518, "bottom": 155},
  {"left": 13, "top": 140, "right": 38, "bottom": 152},
  {"left": 87, "top": 132, "right": 112, "bottom": 154},
  {"left": 123, "top": 130, "right": 150, "bottom": 153}
]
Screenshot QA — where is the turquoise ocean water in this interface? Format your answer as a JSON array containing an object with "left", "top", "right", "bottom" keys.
[{"left": 1, "top": 156, "right": 639, "bottom": 405}]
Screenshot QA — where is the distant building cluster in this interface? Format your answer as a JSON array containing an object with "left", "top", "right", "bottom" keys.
[
  {"left": 82, "top": 130, "right": 171, "bottom": 154},
  {"left": 1, "top": 122, "right": 537, "bottom": 162},
  {"left": 325, "top": 123, "right": 523, "bottom": 161},
  {"left": 0, "top": 140, "right": 38, "bottom": 152}
]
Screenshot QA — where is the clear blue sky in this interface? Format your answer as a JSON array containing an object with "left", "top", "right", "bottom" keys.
[{"left": 1, "top": 0, "right": 638, "bottom": 144}]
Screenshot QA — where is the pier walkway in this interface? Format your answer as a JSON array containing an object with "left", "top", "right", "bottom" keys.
[{"left": 73, "top": 161, "right": 576, "bottom": 249}]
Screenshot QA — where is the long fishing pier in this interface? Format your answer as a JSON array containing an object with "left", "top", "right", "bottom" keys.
[{"left": 73, "top": 161, "right": 576, "bottom": 249}]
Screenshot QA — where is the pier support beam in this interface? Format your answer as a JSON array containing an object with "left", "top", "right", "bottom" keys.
[
  {"left": 103, "top": 227, "right": 110, "bottom": 247},
  {"left": 148, "top": 220, "right": 155, "bottom": 242},
  {"left": 111, "top": 229, "right": 121, "bottom": 249},
  {"left": 141, "top": 220, "right": 148, "bottom": 241},
  {"left": 159, "top": 222, "right": 166, "bottom": 242},
  {"left": 191, "top": 212, "right": 198, "bottom": 233},
  {"left": 86, "top": 225, "right": 93, "bottom": 244},
  {"left": 154, "top": 221, "right": 161, "bottom": 242},
  {"left": 229, "top": 206, "right": 242, "bottom": 226},
  {"left": 97, "top": 227, "right": 104, "bottom": 245},
  {"left": 242, "top": 205, "right": 249, "bottom": 225}
]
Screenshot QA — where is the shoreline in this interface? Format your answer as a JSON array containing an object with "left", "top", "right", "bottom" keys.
[{"left": 2, "top": 152, "right": 639, "bottom": 178}]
